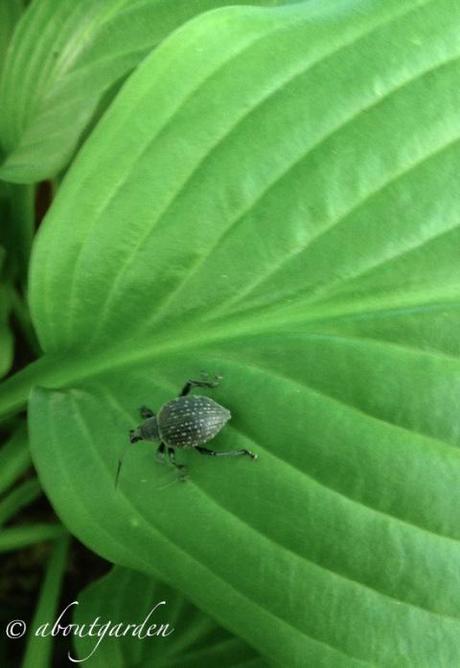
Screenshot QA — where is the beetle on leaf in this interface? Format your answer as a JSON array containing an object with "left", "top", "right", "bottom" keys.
[{"left": 116, "top": 373, "right": 257, "bottom": 487}]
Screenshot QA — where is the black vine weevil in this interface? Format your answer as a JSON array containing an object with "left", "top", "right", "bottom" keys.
[{"left": 115, "top": 373, "right": 257, "bottom": 486}]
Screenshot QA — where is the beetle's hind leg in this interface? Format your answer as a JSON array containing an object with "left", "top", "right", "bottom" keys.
[
  {"left": 140, "top": 405, "right": 155, "bottom": 419},
  {"left": 179, "top": 372, "right": 223, "bottom": 397},
  {"left": 167, "top": 447, "right": 188, "bottom": 482},
  {"left": 155, "top": 443, "right": 186, "bottom": 482}
]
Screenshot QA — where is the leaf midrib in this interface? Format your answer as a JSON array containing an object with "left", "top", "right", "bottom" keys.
[{"left": 1, "top": 295, "right": 459, "bottom": 420}]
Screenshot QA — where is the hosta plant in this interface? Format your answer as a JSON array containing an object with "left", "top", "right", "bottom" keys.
[{"left": 0, "top": 0, "right": 459, "bottom": 665}]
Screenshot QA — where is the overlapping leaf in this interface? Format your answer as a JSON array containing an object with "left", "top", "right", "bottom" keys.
[
  {"left": 0, "top": 0, "right": 293, "bottom": 183},
  {"left": 0, "top": 0, "right": 458, "bottom": 664},
  {"left": 73, "top": 565, "right": 267, "bottom": 667}
]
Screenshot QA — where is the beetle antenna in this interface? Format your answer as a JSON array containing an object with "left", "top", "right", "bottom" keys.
[
  {"left": 154, "top": 470, "right": 185, "bottom": 490},
  {"left": 154, "top": 478, "right": 178, "bottom": 491}
]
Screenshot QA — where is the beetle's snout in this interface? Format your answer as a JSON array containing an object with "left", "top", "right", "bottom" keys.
[{"left": 129, "top": 428, "right": 142, "bottom": 444}]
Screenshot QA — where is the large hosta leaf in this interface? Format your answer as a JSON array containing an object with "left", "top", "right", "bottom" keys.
[
  {"left": 0, "top": 0, "right": 292, "bottom": 184},
  {"left": 0, "top": 0, "right": 459, "bottom": 664},
  {"left": 73, "top": 565, "right": 267, "bottom": 667}
]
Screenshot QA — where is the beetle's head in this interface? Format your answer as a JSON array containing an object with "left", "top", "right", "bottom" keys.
[
  {"left": 129, "top": 427, "right": 142, "bottom": 444},
  {"left": 129, "top": 416, "right": 159, "bottom": 444}
]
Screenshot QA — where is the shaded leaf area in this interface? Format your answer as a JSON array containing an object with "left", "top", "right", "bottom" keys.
[
  {"left": 0, "top": 181, "right": 35, "bottom": 281},
  {"left": 0, "top": 0, "right": 294, "bottom": 183},
  {"left": 0, "top": 246, "right": 13, "bottom": 378},
  {"left": 0, "top": 180, "right": 35, "bottom": 376},
  {"left": 73, "top": 565, "right": 268, "bottom": 667},
  {"left": 4, "top": 0, "right": 458, "bottom": 664},
  {"left": 0, "top": 423, "right": 41, "bottom": 533},
  {"left": 21, "top": 534, "right": 70, "bottom": 668},
  {"left": 0, "top": 284, "right": 12, "bottom": 379},
  {"left": 0, "top": 424, "right": 31, "bottom": 496}
]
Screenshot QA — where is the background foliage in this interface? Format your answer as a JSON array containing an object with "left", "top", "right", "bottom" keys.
[
  {"left": 0, "top": 0, "right": 459, "bottom": 665},
  {"left": 74, "top": 565, "right": 267, "bottom": 667}
]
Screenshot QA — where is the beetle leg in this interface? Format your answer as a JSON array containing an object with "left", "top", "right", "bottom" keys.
[
  {"left": 155, "top": 442, "right": 166, "bottom": 463},
  {"left": 167, "top": 447, "right": 188, "bottom": 481},
  {"left": 140, "top": 405, "right": 155, "bottom": 419},
  {"left": 179, "top": 372, "right": 222, "bottom": 397},
  {"left": 195, "top": 446, "right": 257, "bottom": 460}
]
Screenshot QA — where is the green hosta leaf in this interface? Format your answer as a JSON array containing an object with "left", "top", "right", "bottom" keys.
[
  {"left": 0, "top": 0, "right": 291, "bottom": 184},
  {"left": 0, "top": 0, "right": 458, "bottom": 664},
  {"left": 0, "top": 523, "right": 65, "bottom": 553},
  {"left": 73, "top": 565, "right": 267, "bottom": 667},
  {"left": 0, "top": 0, "right": 23, "bottom": 82}
]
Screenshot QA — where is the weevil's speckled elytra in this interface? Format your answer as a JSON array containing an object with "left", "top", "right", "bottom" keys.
[{"left": 115, "top": 373, "right": 257, "bottom": 486}]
